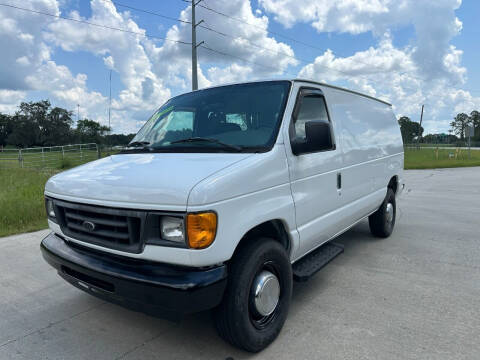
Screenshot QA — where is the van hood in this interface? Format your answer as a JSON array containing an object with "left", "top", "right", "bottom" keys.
[{"left": 45, "top": 153, "right": 252, "bottom": 209}]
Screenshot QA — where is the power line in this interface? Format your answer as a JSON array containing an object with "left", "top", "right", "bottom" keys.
[
  {"left": 198, "top": 22, "right": 418, "bottom": 80},
  {"left": 96, "top": 0, "right": 433, "bottom": 82},
  {"left": 200, "top": 44, "right": 297, "bottom": 77},
  {"left": 189, "top": 1, "right": 480, "bottom": 92},
  {"left": 0, "top": 2, "right": 191, "bottom": 45},
  {"left": 189, "top": 1, "right": 423, "bottom": 78},
  {"left": 98, "top": 0, "right": 304, "bottom": 66},
  {"left": 103, "top": 1, "right": 307, "bottom": 69},
  {"left": 179, "top": 1, "right": 424, "bottom": 79},
  {"left": 100, "top": 1, "right": 411, "bottom": 80},
  {"left": 108, "top": 0, "right": 190, "bottom": 24},
  {"left": 190, "top": 0, "right": 327, "bottom": 52},
  {"left": 0, "top": 1, "right": 370, "bottom": 81}
]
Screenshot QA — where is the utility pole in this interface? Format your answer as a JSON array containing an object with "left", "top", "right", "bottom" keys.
[
  {"left": 416, "top": 104, "right": 424, "bottom": 150},
  {"left": 191, "top": 0, "right": 204, "bottom": 91},
  {"left": 108, "top": 70, "right": 112, "bottom": 132},
  {"left": 77, "top": 104, "right": 80, "bottom": 124}
]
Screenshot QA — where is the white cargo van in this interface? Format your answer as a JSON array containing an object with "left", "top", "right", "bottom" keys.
[{"left": 41, "top": 79, "right": 404, "bottom": 352}]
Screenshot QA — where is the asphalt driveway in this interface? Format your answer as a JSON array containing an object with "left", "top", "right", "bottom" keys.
[{"left": 1, "top": 168, "right": 479, "bottom": 359}]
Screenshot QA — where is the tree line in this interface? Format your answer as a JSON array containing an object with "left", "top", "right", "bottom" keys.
[
  {"left": 398, "top": 110, "right": 480, "bottom": 145},
  {"left": 0, "top": 100, "right": 135, "bottom": 148}
]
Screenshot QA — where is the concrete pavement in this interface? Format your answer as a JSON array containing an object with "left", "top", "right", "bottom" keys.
[{"left": 1, "top": 168, "right": 479, "bottom": 359}]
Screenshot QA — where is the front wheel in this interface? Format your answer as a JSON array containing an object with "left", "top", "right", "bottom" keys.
[
  {"left": 214, "top": 238, "right": 292, "bottom": 352},
  {"left": 369, "top": 188, "right": 396, "bottom": 238}
]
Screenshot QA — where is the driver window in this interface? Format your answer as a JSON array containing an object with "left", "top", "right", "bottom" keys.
[{"left": 293, "top": 95, "right": 329, "bottom": 141}]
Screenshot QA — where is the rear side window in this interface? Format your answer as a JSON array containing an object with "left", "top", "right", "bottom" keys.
[{"left": 293, "top": 95, "right": 330, "bottom": 141}]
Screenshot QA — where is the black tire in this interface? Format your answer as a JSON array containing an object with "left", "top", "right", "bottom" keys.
[
  {"left": 369, "top": 188, "right": 396, "bottom": 238},
  {"left": 214, "top": 238, "right": 292, "bottom": 352}
]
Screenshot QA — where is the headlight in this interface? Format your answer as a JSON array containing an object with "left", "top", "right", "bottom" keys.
[
  {"left": 187, "top": 212, "right": 217, "bottom": 249},
  {"left": 45, "top": 198, "right": 56, "bottom": 219},
  {"left": 160, "top": 216, "right": 185, "bottom": 243}
]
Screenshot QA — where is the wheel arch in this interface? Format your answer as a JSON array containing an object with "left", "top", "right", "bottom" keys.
[
  {"left": 388, "top": 175, "right": 398, "bottom": 194},
  {"left": 231, "top": 219, "right": 292, "bottom": 261}
]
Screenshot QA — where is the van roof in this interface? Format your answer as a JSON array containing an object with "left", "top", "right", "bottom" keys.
[{"left": 189, "top": 79, "right": 392, "bottom": 107}]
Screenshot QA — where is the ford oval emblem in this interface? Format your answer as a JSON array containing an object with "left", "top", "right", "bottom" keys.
[{"left": 82, "top": 221, "right": 96, "bottom": 232}]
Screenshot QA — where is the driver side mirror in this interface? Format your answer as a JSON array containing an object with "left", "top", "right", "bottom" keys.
[{"left": 291, "top": 121, "right": 334, "bottom": 155}]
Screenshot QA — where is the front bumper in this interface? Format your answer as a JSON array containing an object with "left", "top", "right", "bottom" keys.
[{"left": 41, "top": 232, "right": 227, "bottom": 320}]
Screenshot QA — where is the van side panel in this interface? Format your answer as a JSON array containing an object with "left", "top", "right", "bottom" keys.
[{"left": 320, "top": 86, "right": 404, "bottom": 229}]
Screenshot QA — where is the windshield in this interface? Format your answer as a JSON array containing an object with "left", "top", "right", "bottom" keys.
[{"left": 127, "top": 81, "right": 291, "bottom": 153}]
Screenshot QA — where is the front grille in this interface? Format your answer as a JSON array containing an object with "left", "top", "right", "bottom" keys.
[{"left": 52, "top": 199, "right": 145, "bottom": 253}]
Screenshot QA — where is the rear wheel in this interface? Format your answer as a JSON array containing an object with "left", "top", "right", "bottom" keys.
[
  {"left": 369, "top": 188, "right": 396, "bottom": 238},
  {"left": 214, "top": 238, "right": 292, "bottom": 352}
]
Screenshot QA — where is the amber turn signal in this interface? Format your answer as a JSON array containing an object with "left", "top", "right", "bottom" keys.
[{"left": 187, "top": 212, "right": 217, "bottom": 249}]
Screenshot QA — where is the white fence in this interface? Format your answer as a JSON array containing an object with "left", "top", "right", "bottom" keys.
[{"left": 0, "top": 143, "right": 99, "bottom": 169}]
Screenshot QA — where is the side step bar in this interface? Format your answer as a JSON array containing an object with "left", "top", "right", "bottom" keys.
[{"left": 292, "top": 242, "right": 344, "bottom": 282}]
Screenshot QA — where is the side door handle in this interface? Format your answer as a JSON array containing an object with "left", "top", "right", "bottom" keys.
[{"left": 337, "top": 172, "right": 342, "bottom": 189}]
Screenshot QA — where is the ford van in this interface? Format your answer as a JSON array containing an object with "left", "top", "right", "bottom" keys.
[{"left": 41, "top": 79, "right": 404, "bottom": 352}]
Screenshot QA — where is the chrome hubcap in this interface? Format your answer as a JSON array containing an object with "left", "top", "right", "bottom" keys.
[
  {"left": 252, "top": 270, "right": 280, "bottom": 317},
  {"left": 386, "top": 203, "right": 394, "bottom": 223}
]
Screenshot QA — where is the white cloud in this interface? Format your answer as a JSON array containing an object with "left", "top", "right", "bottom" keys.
[
  {"left": 261, "top": 0, "right": 479, "bottom": 133},
  {"left": 0, "top": 0, "right": 56, "bottom": 90},
  {"left": 103, "top": 55, "right": 115, "bottom": 69},
  {"left": 146, "top": 0, "right": 297, "bottom": 91},
  {"left": 0, "top": 0, "right": 110, "bottom": 130},
  {"left": 207, "top": 63, "right": 255, "bottom": 84},
  {"left": 297, "top": 34, "right": 480, "bottom": 131},
  {"left": 0, "top": 90, "right": 26, "bottom": 113},
  {"left": 45, "top": 0, "right": 171, "bottom": 130}
]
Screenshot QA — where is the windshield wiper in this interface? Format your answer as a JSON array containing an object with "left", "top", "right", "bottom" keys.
[
  {"left": 127, "top": 141, "right": 151, "bottom": 147},
  {"left": 120, "top": 141, "right": 153, "bottom": 154},
  {"left": 170, "top": 137, "right": 242, "bottom": 151}
]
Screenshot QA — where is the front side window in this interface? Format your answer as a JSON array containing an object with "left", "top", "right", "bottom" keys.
[
  {"left": 292, "top": 95, "right": 329, "bottom": 141},
  {"left": 128, "top": 81, "right": 291, "bottom": 153}
]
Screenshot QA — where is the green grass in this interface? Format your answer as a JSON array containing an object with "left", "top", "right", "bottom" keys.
[
  {"left": 0, "top": 168, "right": 55, "bottom": 237},
  {"left": 0, "top": 149, "right": 98, "bottom": 169},
  {"left": 404, "top": 148, "right": 480, "bottom": 169},
  {"left": 0, "top": 148, "right": 114, "bottom": 237}
]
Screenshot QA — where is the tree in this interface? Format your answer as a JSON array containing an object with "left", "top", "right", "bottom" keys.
[
  {"left": 6, "top": 100, "right": 51, "bottom": 147},
  {"left": 0, "top": 113, "right": 13, "bottom": 147},
  {"left": 422, "top": 133, "right": 457, "bottom": 144},
  {"left": 41, "top": 107, "right": 74, "bottom": 146},
  {"left": 75, "top": 119, "right": 110, "bottom": 144},
  {"left": 398, "top": 116, "right": 424, "bottom": 144},
  {"left": 2, "top": 99, "right": 128, "bottom": 148},
  {"left": 450, "top": 113, "right": 470, "bottom": 140},
  {"left": 6, "top": 114, "right": 38, "bottom": 147},
  {"left": 5, "top": 100, "right": 75, "bottom": 147},
  {"left": 104, "top": 133, "right": 136, "bottom": 146},
  {"left": 470, "top": 110, "right": 480, "bottom": 139}
]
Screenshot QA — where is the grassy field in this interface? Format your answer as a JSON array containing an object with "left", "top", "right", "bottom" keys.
[
  {"left": 0, "top": 147, "right": 118, "bottom": 237},
  {"left": 0, "top": 168, "right": 55, "bottom": 237},
  {"left": 404, "top": 147, "right": 480, "bottom": 169}
]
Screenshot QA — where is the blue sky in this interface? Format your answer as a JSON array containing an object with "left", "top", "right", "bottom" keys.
[{"left": 1, "top": 0, "right": 479, "bottom": 134}]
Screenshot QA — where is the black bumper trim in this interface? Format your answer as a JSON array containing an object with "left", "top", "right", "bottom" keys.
[{"left": 41, "top": 232, "right": 227, "bottom": 320}]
